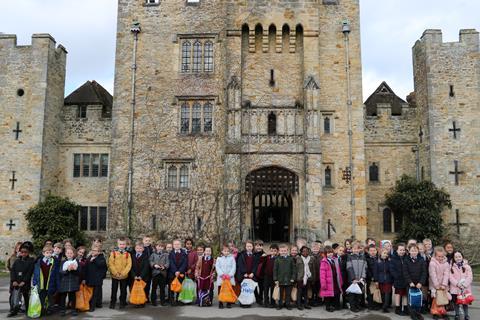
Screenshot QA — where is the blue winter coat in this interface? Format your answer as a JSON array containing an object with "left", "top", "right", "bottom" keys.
[
  {"left": 374, "top": 258, "right": 393, "bottom": 284},
  {"left": 390, "top": 254, "right": 407, "bottom": 289},
  {"left": 32, "top": 257, "right": 60, "bottom": 295}
]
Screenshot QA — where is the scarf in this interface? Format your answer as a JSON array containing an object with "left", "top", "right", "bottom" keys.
[
  {"left": 456, "top": 261, "right": 464, "bottom": 268},
  {"left": 301, "top": 255, "right": 312, "bottom": 286}
]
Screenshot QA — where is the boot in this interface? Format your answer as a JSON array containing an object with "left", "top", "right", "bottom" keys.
[
  {"left": 395, "top": 306, "right": 402, "bottom": 315},
  {"left": 109, "top": 302, "right": 116, "bottom": 309}
]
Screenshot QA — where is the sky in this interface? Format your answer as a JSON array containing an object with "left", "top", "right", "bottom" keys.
[{"left": 0, "top": 0, "right": 479, "bottom": 101}]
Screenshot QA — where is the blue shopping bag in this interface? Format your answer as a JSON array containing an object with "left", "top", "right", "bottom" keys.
[{"left": 408, "top": 288, "right": 423, "bottom": 309}]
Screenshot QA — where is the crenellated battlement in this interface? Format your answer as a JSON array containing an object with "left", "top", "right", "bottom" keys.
[
  {"left": 416, "top": 28, "right": 479, "bottom": 51},
  {"left": 0, "top": 33, "right": 67, "bottom": 56}
]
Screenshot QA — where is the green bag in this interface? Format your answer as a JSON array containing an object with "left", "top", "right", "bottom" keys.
[
  {"left": 27, "top": 286, "right": 41, "bottom": 318},
  {"left": 178, "top": 278, "right": 196, "bottom": 304}
]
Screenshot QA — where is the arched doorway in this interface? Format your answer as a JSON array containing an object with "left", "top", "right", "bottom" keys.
[{"left": 245, "top": 166, "right": 299, "bottom": 242}]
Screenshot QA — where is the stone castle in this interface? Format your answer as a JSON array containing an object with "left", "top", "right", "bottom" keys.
[{"left": 1, "top": 0, "right": 478, "bottom": 258}]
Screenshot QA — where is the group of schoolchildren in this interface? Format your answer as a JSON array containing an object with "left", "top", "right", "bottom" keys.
[{"left": 6, "top": 236, "right": 474, "bottom": 320}]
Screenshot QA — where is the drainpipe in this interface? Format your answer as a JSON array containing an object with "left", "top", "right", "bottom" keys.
[
  {"left": 127, "top": 22, "right": 141, "bottom": 237},
  {"left": 342, "top": 20, "right": 356, "bottom": 239}
]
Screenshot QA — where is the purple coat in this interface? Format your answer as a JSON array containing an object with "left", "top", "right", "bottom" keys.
[{"left": 319, "top": 257, "right": 343, "bottom": 298}]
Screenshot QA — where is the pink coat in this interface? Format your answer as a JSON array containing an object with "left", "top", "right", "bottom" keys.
[
  {"left": 449, "top": 263, "right": 473, "bottom": 295},
  {"left": 429, "top": 256, "right": 450, "bottom": 298},
  {"left": 319, "top": 257, "right": 343, "bottom": 298}
]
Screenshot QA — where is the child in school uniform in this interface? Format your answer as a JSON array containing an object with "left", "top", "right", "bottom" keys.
[
  {"left": 195, "top": 246, "right": 215, "bottom": 306},
  {"left": 296, "top": 246, "right": 313, "bottom": 310},
  {"left": 108, "top": 237, "right": 132, "bottom": 309},
  {"left": 58, "top": 247, "right": 80, "bottom": 317},
  {"left": 85, "top": 244, "right": 107, "bottom": 312},
  {"left": 320, "top": 246, "right": 343, "bottom": 312},
  {"left": 8, "top": 242, "right": 35, "bottom": 318},
  {"left": 366, "top": 244, "right": 380, "bottom": 310},
  {"left": 215, "top": 245, "right": 236, "bottom": 309},
  {"left": 130, "top": 241, "right": 150, "bottom": 308},
  {"left": 449, "top": 251, "right": 473, "bottom": 320},
  {"left": 253, "top": 240, "right": 265, "bottom": 306},
  {"left": 428, "top": 246, "right": 450, "bottom": 320},
  {"left": 149, "top": 242, "right": 169, "bottom": 306},
  {"left": 336, "top": 245, "right": 349, "bottom": 309},
  {"left": 392, "top": 243, "right": 409, "bottom": 316},
  {"left": 168, "top": 239, "right": 188, "bottom": 306},
  {"left": 142, "top": 235, "right": 154, "bottom": 302},
  {"left": 346, "top": 241, "right": 367, "bottom": 313},
  {"left": 236, "top": 240, "right": 259, "bottom": 306},
  {"left": 76, "top": 246, "right": 87, "bottom": 285},
  {"left": 273, "top": 244, "right": 296, "bottom": 310},
  {"left": 32, "top": 245, "right": 59, "bottom": 316},
  {"left": 258, "top": 244, "right": 278, "bottom": 308},
  {"left": 375, "top": 248, "right": 393, "bottom": 313},
  {"left": 403, "top": 243, "right": 427, "bottom": 320},
  {"left": 310, "top": 241, "right": 322, "bottom": 307}
]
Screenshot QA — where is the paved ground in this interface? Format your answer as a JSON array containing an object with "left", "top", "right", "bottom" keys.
[{"left": 0, "top": 277, "right": 478, "bottom": 319}]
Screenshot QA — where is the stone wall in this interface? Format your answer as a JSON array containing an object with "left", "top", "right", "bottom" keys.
[
  {"left": 413, "top": 29, "right": 480, "bottom": 238},
  {"left": 364, "top": 102, "right": 417, "bottom": 240},
  {"left": 0, "top": 34, "right": 66, "bottom": 259}
]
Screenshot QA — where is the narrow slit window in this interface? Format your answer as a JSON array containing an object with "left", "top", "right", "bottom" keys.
[
  {"left": 324, "top": 117, "right": 331, "bottom": 134},
  {"left": 325, "top": 166, "right": 332, "bottom": 187},
  {"left": 449, "top": 85, "right": 455, "bottom": 97},
  {"left": 268, "top": 112, "right": 277, "bottom": 135}
]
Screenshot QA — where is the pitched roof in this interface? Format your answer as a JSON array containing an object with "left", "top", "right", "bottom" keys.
[
  {"left": 364, "top": 81, "right": 407, "bottom": 116},
  {"left": 64, "top": 80, "right": 112, "bottom": 107}
]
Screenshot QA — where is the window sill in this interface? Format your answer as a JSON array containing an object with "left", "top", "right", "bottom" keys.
[
  {"left": 178, "top": 132, "right": 213, "bottom": 137},
  {"left": 143, "top": 3, "right": 160, "bottom": 7},
  {"left": 368, "top": 181, "right": 381, "bottom": 185},
  {"left": 323, "top": 186, "right": 335, "bottom": 190}
]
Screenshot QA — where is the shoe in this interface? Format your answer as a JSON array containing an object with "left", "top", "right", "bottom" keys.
[
  {"left": 96, "top": 304, "right": 103, "bottom": 308},
  {"left": 297, "top": 305, "right": 304, "bottom": 310},
  {"left": 226, "top": 303, "right": 232, "bottom": 309},
  {"left": 351, "top": 307, "right": 359, "bottom": 313},
  {"left": 152, "top": 301, "right": 158, "bottom": 306},
  {"left": 383, "top": 308, "right": 390, "bottom": 313},
  {"left": 7, "top": 312, "right": 18, "bottom": 318},
  {"left": 71, "top": 310, "right": 78, "bottom": 316},
  {"left": 304, "top": 304, "right": 312, "bottom": 310},
  {"left": 219, "top": 303, "right": 224, "bottom": 309},
  {"left": 109, "top": 302, "right": 116, "bottom": 309},
  {"left": 286, "top": 305, "right": 292, "bottom": 310},
  {"left": 276, "top": 305, "right": 282, "bottom": 310},
  {"left": 119, "top": 303, "right": 126, "bottom": 309},
  {"left": 89, "top": 307, "right": 95, "bottom": 312},
  {"left": 417, "top": 313, "right": 424, "bottom": 320},
  {"left": 60, "top": 311, "right": 66, "bottom": 317}
]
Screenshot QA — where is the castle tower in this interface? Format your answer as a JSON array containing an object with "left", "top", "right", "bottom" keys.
[
  {"left": 109, "top": 0, "right": 366, "bottom": 242},
  {"left": 0, "top": 34, "right": 66, "bottom": 254},
  {"left": 413, "top": 29, "right": 480, "bottom": 238}
]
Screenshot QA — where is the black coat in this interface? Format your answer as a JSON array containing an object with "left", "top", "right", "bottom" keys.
[
  {"left": 402, "top": 256, "right": 427, "bottom": 286},
  {"left": 10, "top": 256, "right": 35, "bottom": 285},
  {"left": 168, "top": 250, "right": 188, "bottom": 278},
  {"left": 130, "top": 252, "right": 150, "bottom": 281},
  {"left": 235, "top": 251, "right": 260, "bottom": 282},
  {"left": 85, "top": 254, "right": 107, "bottom": 287},
  {"left": 366, "top": 255, "right": 378, "bottom": 282},
  {"left": 374, "top": 258, "right": 393, "bottom": 284},
  {"left": 337, "top": 255, "right": 348, "bottom": 288},
  {"left": 390, "top": 254, "right": 407, "bottom": 289}
]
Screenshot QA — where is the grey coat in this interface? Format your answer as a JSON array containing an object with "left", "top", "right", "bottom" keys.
[
  {"left": 346, "top": 254, "right": 367, "bottom": 282},
  {"left": 59, "top": 259, "right": 80, "bottom": 293},
  {"left": 149, "top": 251, "right": 169, "bottom": 277}
]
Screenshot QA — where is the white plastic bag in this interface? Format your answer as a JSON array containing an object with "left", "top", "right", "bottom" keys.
[{"left": 346, "top": 283, "right": 362, "bottom": 295}]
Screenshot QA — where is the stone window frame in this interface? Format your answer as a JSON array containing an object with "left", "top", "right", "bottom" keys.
[
  {"left": 382, "top": 207, "right": 393, "bottom": 233},
  {"left": 78, "top": 205, "right": 107, "bottom": 232},
  {"left": 381, "top": 206, "right": 402, "bottom": 234},
  {"left": 73, "top": 153, "right": 109, "bottom": 178},
  {"left": 321, "top": 112, "right": 334, "bottom": 135},
  {"left": 178, "top": 34, "right": 216, "bottom": 74},
  {"left": 164, "top": 160, "right": 193, "bottom": 190},
  {"left": 177, "top": 96, "right": 216, "bottom": 135},
  {"left": 323, "top": 163, "right": 335, "bottom": 189},
  {"left": 368, "top": 162, "right": 380, "bottom": 183}
]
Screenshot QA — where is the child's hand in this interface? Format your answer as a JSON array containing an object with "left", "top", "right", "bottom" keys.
[
  {"left": 248, "top": 273, "right": 254, "bottom": 278},
  {"left": 416, "top": 283, "right": 422, "bottom": 289},
  {"left": 275, "top": 281, "right": 279, "bottom": 286},
  {"left": 410, "top": 282, "right": 415, "bottom": 287},
  {"left": 175, "top": 271, "right": 180, "bottom": 277},
  {"left": 19, "top": 282, "right": 25, "bottom": 287},
  {"left": 12, "top": 281, "right": 19, "bottom": 287}
]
